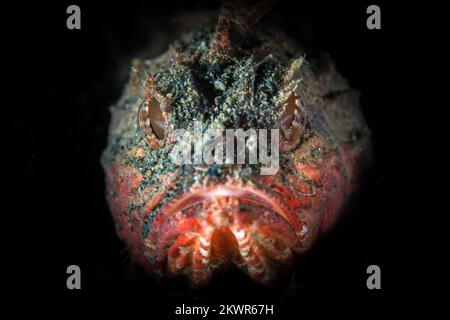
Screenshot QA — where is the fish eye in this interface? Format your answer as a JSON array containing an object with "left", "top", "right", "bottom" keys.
[
  {"left": 139, "top": 97, "right": 166, "bottom": 141},
  {"left": 279, "top": 92, "right": 297, "bottom": 130},
  {"left": 278, "top": 92, "right": 302, "bottom": 151}
]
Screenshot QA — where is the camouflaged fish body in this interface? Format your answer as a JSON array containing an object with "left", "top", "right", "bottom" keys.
[{"left": 102, "top": 2, "right": 370, "bottom": 286}]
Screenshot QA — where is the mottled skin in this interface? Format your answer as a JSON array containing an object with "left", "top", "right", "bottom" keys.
[{"left": 101, "top": 3, "right": 370, "bottom": 287}]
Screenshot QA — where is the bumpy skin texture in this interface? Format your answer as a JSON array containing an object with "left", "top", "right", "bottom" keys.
[{"left": 101, "top": 3, "right": 370, "bottom": 287}]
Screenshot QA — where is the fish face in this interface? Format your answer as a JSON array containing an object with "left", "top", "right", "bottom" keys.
[{"left": 101, "top": 4, "right": 370, "bottom": 287}]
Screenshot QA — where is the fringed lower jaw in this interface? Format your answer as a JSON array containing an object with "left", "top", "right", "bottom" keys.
[{"left": 143, "top": 181, "right": 314, "bottom": 287}]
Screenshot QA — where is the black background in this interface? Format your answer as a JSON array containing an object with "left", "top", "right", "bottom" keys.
[{"left": 15, "top": 0, "right": 431, "bottom": 317}]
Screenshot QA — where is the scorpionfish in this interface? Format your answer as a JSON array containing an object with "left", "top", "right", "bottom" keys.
[{"left": 101, "top": 1, "right": 370, "bottom": 287}]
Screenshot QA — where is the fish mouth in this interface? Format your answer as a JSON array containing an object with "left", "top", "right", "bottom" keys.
[
  {"left": 144, "top": 181, "right": 311, "bottom": 286},
  {"left": 161, "top": 184, "right": 294, "bottom": 227}
]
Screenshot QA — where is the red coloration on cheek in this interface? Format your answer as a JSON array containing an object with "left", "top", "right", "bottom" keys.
[
  {"left": 295, "top": 159, "right": 345, "bottom": 232},
  {"left": 104, "top": 164, "right": 176, "bottom": 271}
]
